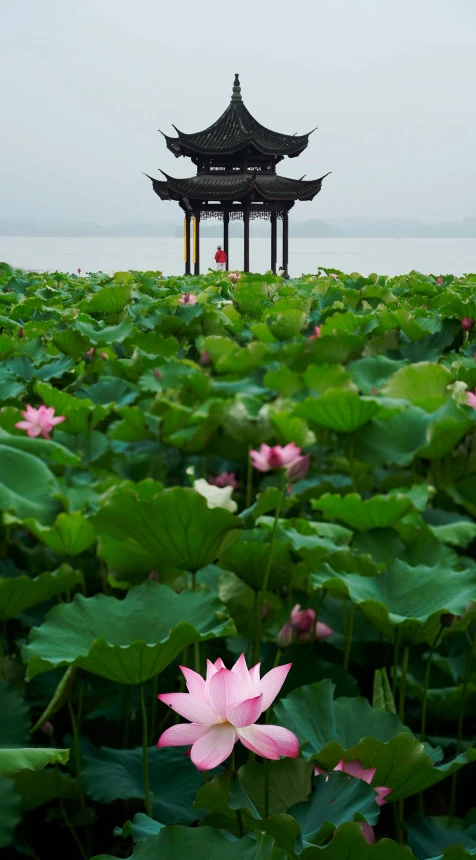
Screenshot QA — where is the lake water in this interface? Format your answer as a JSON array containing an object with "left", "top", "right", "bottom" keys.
[{"left": 1, "top": 236, "right": 475, "bottom": 277}]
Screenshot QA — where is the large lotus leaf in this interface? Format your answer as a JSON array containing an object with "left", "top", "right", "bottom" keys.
[
  {"left": 83, "top": 746, "right": 203, "bottom": 824},
  {"left": 0, "top": 682, "right": 30, "bottom": 747},
  {"left": 94, "top": 486, "right": 243, "bottom": 574},
  {"left": 428, "top": 520, "right": 476, "bottom": 547},
  {"left": 383, "top": 362, "right": 453, "bottom": 411},
  {"left": 23, "top": 512, "right": 96, "bottom": 555},
  {"left": 12, "top": 768, "right": 77, "bottom": 811},
  {"left": 417, "top": 400, "right": 473, "bottom": 460},
  {"left": 22, "top": 581, "right": 236, "bottom": 683},
  {"left": 79, "top": 284, "right": 131, "bottom": 314},
  {"left": 407, "top": 814, "right": 476, "bottom": 860},
  {"left": 0, "top": 565, "right": 84, "bottom": 621},
  {"left": 52, "top": 327, "right": 90, "bottom": 359},
  {"left": 93, "top": 826, "right": 287, "bottom": 860},
  {"left": 353, "top": 407, "right": 430, "bottom": 466},
  {"left": 223, "top": 395, "right": 273, "bottom": 443},
  {"left": 347, "top": 356, "right": 409, "bottom": 394},
  {"left": 0, "top": 778, "right": 21, "bottom": 848},
  {"left": 303, "top": 364, "right": 357, "bottom": 394},
  {"left": 271, "top": 412, "right": 316, "bottom": 448},
  {"left": 0, "top": 445, "right": 60, "bottom": 525},
  {"left": 311, "top": 560, "right": 476, "bottom": 644},
  {"left": 273, "top": 681, "right": 476, "bottom": 802},
  {"left": 240, "top": 759, "right": 315, "bottom": 816},
  {"left": 301, "top": 822, "right": 417, "bottom": 859},
  {"left": 78, "top": 376, "right": 139, "bottom": 407},
  {"left": 0, "top": 748, "right": 70, "bottom": 777},
  {"left": 267, "top": 309, "right": 307, "bottom": 340},
  {"left": 0, "top": 427, "right": 79, "bottom": 467},
  {"left": 219, "top": 532, "right": 293, "bottom": 591},
  {"left": 72, "top": 318, "right": 134, "bottom": 345},
  {"left": 303, "top": 333, "right": 364, "bottom": 366},
  {"left": 312, "top": 493, "right": 412, "bottom": 530},
  {"left": 295, "top": 391, "right": 381, "bottom": 433}
]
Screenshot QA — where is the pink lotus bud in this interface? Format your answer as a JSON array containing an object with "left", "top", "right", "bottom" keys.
[
  {"left": 290, "top": 604, "right": 315, "bottom": 632},
  {"left": 178, "top": 292, "right": 197, "bottom": 305},
  {"left": 360, "top": 823, "right": 375, "bottom": 844},
  {"left": 461, "top": 317, "right": 474, "bottom": 331},
  {"left": 40, "top": 721, "right": 54, "bottom": 736},
  {"left": 18, "top": 327, "right": 24, "bottom": 339},
  {"left": 309, "top": 326, "right": 321, "bottom": 341},
  {"left": 370, "top": 387, "right": 379, "bottom": 396},
  {"left": 200, "top": 351, "right": 210, "bottom": 365},
  {"left": 276, "top": 621, "right": 293, "bottom": 648},
  {"left": 148, "top": 569, "right": 159, "bottom": 581},
  {"left": 77, "top": 268, "right": 81, "bottom": 274},
  {"left": 436, "top": 276, "right": 443, "bottom": 284},
  {"left": 285, "top": 454, "right": 310, "bottom": 483},
  {"left": 100, "top": 351, "right": 108, "bottom": 360},
  {"left": 315, "top": 621, "right": 333, "bottom": 640},
  {"left": 466, "top": 390, "right": 476, "bottom": 409},
  {"left": 85, "top": 347, "right": 95, "bottom": 358},
  {"left": 153, "top": 369, "right": 162, "bottom": 380},
  {"left": 209, "top": 472, "right": 239, "bottom": 489}
]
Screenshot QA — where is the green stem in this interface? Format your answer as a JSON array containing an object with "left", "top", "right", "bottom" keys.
[
  {"left": 349, "top": 435, "right": 357, "bottom": 492},
  {"left": 194, "top": 641, "right": 201, "bottom": 674},
  {"left": 0, "top": 638, "right": 6, "bottom": 680},
  {"left": 139, "top": 685, "right": 153, "bottom": 818},
  {"left": 67, "top": 700, "right": 86, "bottom": 817},
  {"left": 450, "top": 626, "right": 476, "bottom": 818},
  {"left": 149, "top": 675, "right": 159, "bottom": 746},
  {"left": 123, "top": 686, "right": 131, "bottom": 749},
  {"left": 264, "top": 760, "right": 270, "bottom": 820},
  {"left": 343, "top": 602, "right": 355, "bottom": 670},
  {"left": 229, "top": 748, "right": 244, "bottom": 836},
  {"left": 399, "top": 645, "right": 410, "bottom": 723},
  {"left": 246, "top": 444, "right": 253, "bottom": 508},
  {"left": 253, "top": 485, "right": 286, "bottom": 663},
  {"left": 420, "top": 626, "right": 443, "bottom": 742},
  {"left": 392, "top": 631, "right": 400, "bottom": 699}
]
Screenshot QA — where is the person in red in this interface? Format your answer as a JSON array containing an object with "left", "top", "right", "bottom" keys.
[{"left": 215, "top": 245, "right": 227, "bottom": 271}]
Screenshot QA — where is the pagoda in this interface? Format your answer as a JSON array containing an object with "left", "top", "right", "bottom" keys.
[{"left": 146, "top": 75, "right": 329, "bottom": 275}]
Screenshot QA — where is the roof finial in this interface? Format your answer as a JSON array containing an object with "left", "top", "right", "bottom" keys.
[{"left": 231, "top": 73, "right": 242, "bottom": 103}]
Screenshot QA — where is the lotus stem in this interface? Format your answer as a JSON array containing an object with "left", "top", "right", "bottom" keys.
[
  {"left": 420, "top": 625, "right": 443, "bottom": 742},
  {"left": 149, "top": 675, "right": 159, "bottom": 745},
  {"left": 246, "top": 443, "right": 253, "bottom": 508},
  {"left": 253, "top": 484, "right": 286, "bottom": 663},
  {"left": 343, "top": 601, "right": 355, "bottom": 670},
  {"left": 450, "top": 625, "right": 476, "bottom": 818},
  {"left": 139, "top": 684, "right": 153, "bottom": 818},
  {"left": 392, "top": 630, "right": 401, "bottom": 698},
  {"left": 229, "top": 748, "right": 244, "bottom": 837},
  {"left": 67, "top": 700, "right": 86, "bottom": 818},
  {"left": 399, "top": 644, "right": 410, "bottom": 723}
]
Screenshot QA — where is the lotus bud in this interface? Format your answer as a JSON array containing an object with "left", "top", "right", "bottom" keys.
[
  {"left": 200, "top": 351, "right": 210, "bottom": 366},
  {"left": 436, "top": 276, "right": 443, "bottom": 284},
  {"left": 77, "top": 268, "right": 81, "bottom": 274},
  {"left": 276, "top": 621, "right": 293, "bottom": 648},
  {"left": 461, "top": 317, "right": 474, "bottom": 331},
  {"left": 18, "top": 327, "right": 24, "bottom": 339},
  {"left": 100, "top": 351, "right": 108, "bottom": 360},
  {"left": 40, "top": 721, "right": 54, "bottom": 736},
  {"left": 285, "top": 454, "right": 310, "bottom": 483},
  {"left": 290, "top": 604, "right": 316, "bottom": 633},
  {"left": 153, "top": 369, "right": 162, "bottom": 380}
]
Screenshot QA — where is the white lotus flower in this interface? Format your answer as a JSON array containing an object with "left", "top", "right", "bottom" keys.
[{"left": 193, "top": 478, "right": 238, "bottom": 513}]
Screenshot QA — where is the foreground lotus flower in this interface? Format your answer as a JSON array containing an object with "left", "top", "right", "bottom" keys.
[
  {"left": 179, "top": 292, "right": 197, "bottom": 305},
  {"left": 466, "top": 390, "right": 476, "bottom": 409},
  {"left": 277, "top": 604, "right": 333, "bottom": 647},
  {"left": 309, "top": 326, "right": 321, "bottom": 340},
  {"left": 193, "top": 478, "right": 238, "bottom": 512},
  {"left": 208, "top": 471, "right": 239, "bottom": 490},
  {"left": 314, "top": 758, "right": 392, "bottom": 843},
  {"left": 157, "top": 654, "right": 299, "bottom": 771},
  {"left": 461, "top": 316, "right": 475, "bottom": 331},
  {"left": 250, "top": 443, "right": 309, "bottom": 483},
  {"left": 15, "top": 404, "right": 66, "bottom": 440}
]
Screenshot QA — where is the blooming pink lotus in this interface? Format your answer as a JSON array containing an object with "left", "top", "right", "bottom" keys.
[
  {"left": 436, "top": 276, "right": 443, "bottom": 285},
  {"left": 179, "top": 292, "right": 197, "bottom": 305},
  {"left": 330, "top": 273, "right": 339, "bottom": 280},
  {"left": 314, "top": 759, "right": 392, "bottom": 843},
  {"left": 157, "top": 654, "right": 299, "bottom": 771},
  {"left": 250, "top": 443, "right": 309, "bottom": 483},
  {"left": 309, "top": 326, "right": 321, "bottom": 340},
  {"left": 461, "top": 316, "right": 474, "bottom": 331},
  {"left": 209, "top": 471, "right": 239, "bottom": 489},
  {"left": 228, "top": 271, "right": 240, "bottom": 283},
  {"left": 466, "top": 390, "right": 476, "bottom": 409},
  {"left": 277, "top": 604, "right": 333, "bottom": 647},
  {"left": 15, "top": 404, "right": 66, "bottom": 440}
]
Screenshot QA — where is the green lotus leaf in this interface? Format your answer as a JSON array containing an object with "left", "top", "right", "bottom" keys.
[
  {"left": 264, "top": 366, "right": 302, "bottom": 397},
  {"left": 223, "top": 396, "right": 273, "bottom": 443},
  {"left": 383, "top": 361, "right": 452, "bottom": 411},
  {"left": 0, "top": 778, "right": 21, "bottom": 848},
  {"left": 0, "top": 682, "right": 30, "bottom": 747},
  {"left": 301, "top": 821, "right": 416, "bottom": 859},
  {"left": 0, "top": 565, "right": 84, "bottom": 621},
  {"left": 295, "top": 391, "right": 381, "bottom": 433},
  {"left": 0, "top": 427, "right": 80, "bottom": 467},
  {"left": 0, "top": 445, "right": 60, "bottom": 524},
  {"left": 78, "top": 376, "right": 139, "bottom": 407},
  {"left": 72, "top": 318, "right": 134, "bottom": 345},
  {"left": 347, "top": 356, "right": 409, "bottom": 394},
  {"left": 23, "top": 512, "right": 96, "bottom": 555},
  {"left": 83, "top": 746, "right": 203, "bottom": 824},
  {"left": 12, "top": 768, "right": 77, "bottom": 810},
  {"left": 115, "top": 814, "right": 165, "bottom": 843},
  {"left": 417, "top": 400, "right": 473, "bottom": 460},
  {"left": 219, "top": 531, "right": 293, "bottom": 591},
  {"left": 312, "top": 493, "right": 413, "bottom": 530},
  {"left": 0, "top": 748, "right": 70, "bottom": 777},
  {"left": 407, "top": 813, "right": 476, "bottom": 860},
  {"left": 93, "top": 826, "right": 287, "bottom": 860},
  {"left": 353, "top": 406, "right": 430, "bottom": 466},
  {"left": 79, "top": 284, "right": 131, "bottom": 314},
  {"left": 35, "top": 381, "right": 108, "bottom": 435},
  {"left": 303, "top": 333, "right": 364, "bottom": 366},
  {"left": 290, "top": 771, "right": 379, "bottom": 847},
  {"left": 311, "top": 560, "right": 476, "bottom": 644},
  {"left": 52, "top": 327, "right": 90, "bottom": 359},
  {"left": 303, "top": 363, "right": 356, "bottom": 394},
  {"left": 22, "top": 581, "right": 236, "bottom": 683},
  {"left": 94, "top": 486, "right": 243, "bottom": 574}
]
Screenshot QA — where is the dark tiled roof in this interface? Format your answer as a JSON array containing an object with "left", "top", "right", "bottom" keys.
[
  {"left": 145, "top": 172, "right": 329, "bottom": 203},
  {"left": 163, "top": 75, "right": 313, "bottom": 159}
]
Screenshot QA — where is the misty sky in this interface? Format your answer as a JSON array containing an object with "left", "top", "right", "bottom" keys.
[{"left": 2, "top": 0, "right": 476, "bottom": 225}]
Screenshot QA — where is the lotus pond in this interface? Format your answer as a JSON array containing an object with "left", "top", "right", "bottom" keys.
[{"left": 1, "top": 261, "right": 476, "bottom": 860}]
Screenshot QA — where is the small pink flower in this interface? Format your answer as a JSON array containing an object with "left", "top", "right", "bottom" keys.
[
  {"left": 200, "top": 351, "right": 211, "bottom": 366},
  {"left": 277, "top": 604, "right": 333, "bottom": 647},
  {"left": 228, "top": 271, "right": 240, "bottom": 283},
  {"left": 360, "top": 823, "right": 375, "bottom": 843},
  {"left": 466, "top": 390, "right": 476, "bottom": 409},
  {"left": 153, "top": 369, "right": 162, "bottom": 380},
  {"left": 250, "top": 442, "right": 302, "bottom": 473},
  {"left": 309, "top": 326, "right": 321, "bottom": 341},
  {"left": 157, "top": 654, "right": 299, "bottom": 771},
  {"left": 40, "top": 721, "right": 54, "bottom": 736},
  {"left": 209, "top": 472, "right": 239, "bottom": 490},
  {"left": 18, "top": 327, "right": 24, "bottom": 339},
  {"left": 276, "top": 621, "right": 294, "bottom": 648},
  {"left": 461, "top": 317, "right": 474, "bottom": 331},
  {"left": 85, "top": 347, "right": 95, "bottom": 359},
  {"left": 15, "top": 404, "right": 66, "bottom": 440},
  {"left": 77, "top": 268, "right": 82, "bottom": 274},
  {"left": 291, "top": 605, "right": 316, "bottom": 633},
  {"left": 436, "top": 276, "right": 443, "bottom": 285},
  {"left": 179, "top": 292, "right": 197, "bottom": 305},
  {"left": 330, "top": 273, "right": 339, "bottom": 280}
]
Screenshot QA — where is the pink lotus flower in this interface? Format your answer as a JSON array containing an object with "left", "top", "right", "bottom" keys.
[
  {"left": 15, "top": 404, "right": 66, "bottom": 440},
  {"left": 157, "top": 654, "right": 299, "bottom": 771},
  {"left": 466, "top": 390, "right": 476, "bottom": 409},
  {"left": 309, "top": 326, "right": 321, "bottom": 340},
  {"left": 228, "top": 271, "right": 240, "bottom": 283},
  {"left": 179, "top": 292, "right": 197, "bottom": 305},
  {"left": 200, "top": 351, "right": 211, "bottom": 366},
  {"left": 77, "top": 268, "right": 82, "bottom": 274},
  {"left": 461, "top": 317, "right": 474, "bottom": 331},
  {"left": 209, "top": 471, "right": 239, "bottom": 489},
  {"left": 313, "top": 758, "right": 392, "bottom": 842},
  {"left": 284, "top": 454, "right": 310, "bottom": 483},
  {"left": 436, "top": 276, "right": 443, "bottom": 284},
  {"left": 330, "top": 273, "right": 339, "bottom": 280},
  {"left": 250, "top": 443, "right": 300, "bottom": 472},
  {"left": 277, "top": 604, "right": 333, "bottom": 647}
]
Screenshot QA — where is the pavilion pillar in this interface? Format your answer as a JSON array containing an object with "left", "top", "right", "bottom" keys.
[
  {"left": 282, "top": 209, "right": 289, "bottom": 275},
  {"left": 270, "top": 211, "right": 277, "bottom": 274},
  {"left": 243, "top": 206, "right": 250, "bottom": 272},
  {"left": 193, "top": 211, "right": 200, "bottom": 275},
  {"left": 184, "top": 212, "right": 191, "bottom": 275},
  {"left": 223, "top": 210, "right": 229, "bottom": 271}
]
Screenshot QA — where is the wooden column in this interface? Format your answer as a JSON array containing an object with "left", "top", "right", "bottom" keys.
[
  {"left": 184, "top": 212, "right": 191, "bottom": 275},
  {"left": 282, "top": 209, "right": 289, "bottom": 275},
  {"left": 270, "top": 211, "right": 277, "bottom": 274},
  {"left": 193, "top": 211, "right": 200, "bottom": 275},
  {"left": 243, "top": 207, "right": 250, "bottom": 272},
  {"left": 223, "top": 210, "right": 229, "bottom": 271}
]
